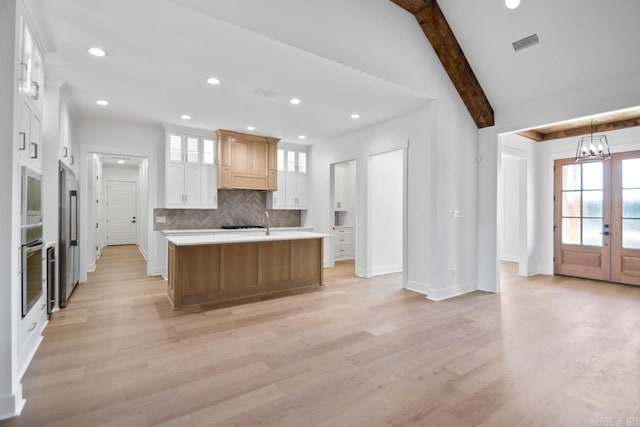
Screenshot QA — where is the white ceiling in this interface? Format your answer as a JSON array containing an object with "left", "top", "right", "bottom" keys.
[{"left": 33, "top": 0, "right": 640, "bottom": 144}]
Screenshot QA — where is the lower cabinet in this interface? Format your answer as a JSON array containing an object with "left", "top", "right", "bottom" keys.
[
  {"left": 167, "top": 239, "right": 323, "bottom": 309},
  {"left": 166, "top": 163, "right": 218, "bottom": 208},
  {"left": 333, "top": 226, "right": 354, "bottom": 260}
]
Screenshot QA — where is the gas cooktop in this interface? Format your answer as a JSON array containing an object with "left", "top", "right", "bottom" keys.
[{"left": 221, "top": 225, "right": 265, "bottom": 230}]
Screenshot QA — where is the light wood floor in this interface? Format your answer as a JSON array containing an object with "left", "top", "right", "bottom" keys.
[{"left": 3, "top": 248, "right": 640, "bottom": 426}]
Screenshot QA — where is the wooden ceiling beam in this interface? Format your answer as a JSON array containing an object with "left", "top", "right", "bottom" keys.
[
  {"left": 519, "top": 117, "right": 640, "bottom": 142},
  {"left": 517, "top": 130, "right": 544, "bottom": 142},
  {"left": 390, "top": 0, "right": 494, "bottom": 128}
]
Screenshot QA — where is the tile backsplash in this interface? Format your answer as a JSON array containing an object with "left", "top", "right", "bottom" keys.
[{"left": 153, "top": 189, "right": 301, "bottom": 230}]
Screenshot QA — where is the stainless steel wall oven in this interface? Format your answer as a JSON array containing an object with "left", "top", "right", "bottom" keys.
[{"left": 21, "top": 166, "right": 44, "bottom": 317}]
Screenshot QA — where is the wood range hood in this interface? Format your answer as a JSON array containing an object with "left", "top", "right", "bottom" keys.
[{"left": 216, "top": 129, "right": 280, "bottom": 191}]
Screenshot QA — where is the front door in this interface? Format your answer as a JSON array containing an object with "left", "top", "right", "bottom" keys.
[{"left": 554, "top": 150, "right": 640, "bottom": 286}]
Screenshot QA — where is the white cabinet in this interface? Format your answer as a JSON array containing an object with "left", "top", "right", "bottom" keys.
[
  {"left": 267, "top": 145, "right": 308, "bottom": 210},
  {"left": 165, "top": 132, "right": 218, "bottom": 209},
  {"left": 17, "top": 88, "right": 42, "bottom": 170},
  {"left": 333, "top": 226, "right": 354, "bottom": 260}
]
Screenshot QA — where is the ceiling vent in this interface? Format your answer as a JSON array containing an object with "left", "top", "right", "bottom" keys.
[
  {"left": 253, "top": 88, "right": 278, "bottom": 98},
  {"left": 512, "top": 33, "right": 540, "bottom": 52}
]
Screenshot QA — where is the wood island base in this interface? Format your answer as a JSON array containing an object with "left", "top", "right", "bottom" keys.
[{"left": 167, "top": 238, "right": 323, "bottom": 309}]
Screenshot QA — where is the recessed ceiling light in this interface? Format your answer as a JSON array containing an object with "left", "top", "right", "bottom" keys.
[
  {"left": 96, "top": 100, "right": 109, "bottom": 106},
  {"left": 181, "top": 114, "right": 191, "bottom": 120},
  {"left": 505, "top": 0, "right": 520, "bottom": 9},
  {"left": 290, "top": 98, "right": 301, "bottom": 105},
  {"left": 88, "top": 47, "right": 108, "bottom": 57},
  {"left": 350, "top": 113, "right": 360, "bottom": 119},
  {"left": 298, "top": 135, "right": 306, "bottom": 140},
  {"left": 207, "top": 77, "right": 221, "bottom": 85},
  {"left": 117, "top": 160, "right": 125, "bottom": 164},
  {"left": 247, "top": 126, "right": 255, "bottom": 131}
]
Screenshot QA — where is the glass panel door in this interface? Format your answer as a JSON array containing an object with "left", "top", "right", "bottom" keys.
[
  {"left": 554, "top": 157, "right": 610, "bottom": 281},
  {"left": 555, "top": 150, "right": 640, "bottom": 286}
]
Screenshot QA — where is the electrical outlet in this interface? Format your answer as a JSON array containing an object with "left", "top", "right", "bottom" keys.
[
  {"left": 453, "top": 210, "right": 461, "bottom": 218},
  {"left": 156, "top": 216, "right": 166, "bottom": 223}
]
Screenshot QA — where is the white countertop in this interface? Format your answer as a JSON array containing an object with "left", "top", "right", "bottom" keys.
[
  {"left": 166, "top": 231, "right": 332, "bottom": 246},
  {"left": 161, "top": 226, "right": 312, "bottom": 235}
]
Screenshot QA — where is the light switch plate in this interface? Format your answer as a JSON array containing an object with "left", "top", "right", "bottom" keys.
[{"left": 156, "top": 216, "right": 166, "bottom": 223}]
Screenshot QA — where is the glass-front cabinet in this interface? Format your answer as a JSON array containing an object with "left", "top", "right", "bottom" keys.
[
  {"left": 267, "top": 144, "right": 308, "bottom": 210},
  {"left": 165, "top": 132, "right": 218, "bottom": 209}
]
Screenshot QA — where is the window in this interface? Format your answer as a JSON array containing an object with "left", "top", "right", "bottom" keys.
[
  {"left": 622, "top": 158, "right": 640, "bottom": 249},
  {"left": 561, "top": 162, "right": 603, "bottom": 246}
]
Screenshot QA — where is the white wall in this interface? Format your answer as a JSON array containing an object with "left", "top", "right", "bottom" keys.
[
  {"left": 370, "top": 149, "right": 403, "bottom": 275},
  {"left": 500, "top": 156, "right": 520, "bottom": 262},
  {"left": 308, "top": 99, "right": 478, "bottom": 300},
  {"left": 75, "top": 119, "right": 164, "bottom": 279},
  {"left": 138, "top": 159, "right": 149, "bottom": 260}
]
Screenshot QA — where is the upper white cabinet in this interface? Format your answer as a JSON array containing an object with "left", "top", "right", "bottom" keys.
[
  {"left": 267, "top": 145, "right": 308, "bottom": 210},
  {"left": 165, "top": 132, "right": 218, "bottom": 209},
  {"left": 16, "top": 16, "right": 44, "bottom": 171}
]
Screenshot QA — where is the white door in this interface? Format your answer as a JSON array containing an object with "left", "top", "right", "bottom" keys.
[{"left": 107, "top": 181, "right": 137, "bottom": 245}]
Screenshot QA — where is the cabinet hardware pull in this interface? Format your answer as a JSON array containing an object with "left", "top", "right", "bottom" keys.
[
  {"left": 29, "top": 142, "right": 38, "bottom": 159},
  {"left": 30, "top": 82, "right": 40, "bottom": 100},
  {"left": 63, "top": 147, "right": 68, "bottom": 157},
  {"left": 70, "top": 155, "right": 74, "bottom": 165},
  {"left": 28, "top": 322, "right": 37, "bottom": 332},
  {"left": 18, "top": 132, "right": 26, "bottom": 150}
]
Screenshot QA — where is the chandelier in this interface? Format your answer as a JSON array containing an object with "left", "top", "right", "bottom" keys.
[{"left": 575, "top": 120, "right": 611, "bottom": 163}]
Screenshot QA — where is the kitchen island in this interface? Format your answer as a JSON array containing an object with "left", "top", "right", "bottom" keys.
[{"left": 166, "top": 231, "right": 331, "bottom": 309}]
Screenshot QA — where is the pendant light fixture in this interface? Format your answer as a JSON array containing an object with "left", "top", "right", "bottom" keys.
[{"left": 575, "top": 120, "right": 611, "bottom": 163}]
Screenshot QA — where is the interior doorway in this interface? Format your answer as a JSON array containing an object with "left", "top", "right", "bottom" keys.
[
  {"left": 554, "top": 150, "right": 640, "bottom": 285},
  {"left": 369, "top": 149, "right": 404, "bottom": 276},
  {"left": 330, "top": 160, "right": 357, "bottom": 277}
]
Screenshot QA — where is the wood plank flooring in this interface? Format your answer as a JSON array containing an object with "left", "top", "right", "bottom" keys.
[{"left": 3, "top": 246, "right": 640, "bottom": 426}]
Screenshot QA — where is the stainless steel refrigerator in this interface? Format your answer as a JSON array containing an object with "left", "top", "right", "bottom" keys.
[{"left": 59, "top": 162, "right": 79, "bottom": 308}]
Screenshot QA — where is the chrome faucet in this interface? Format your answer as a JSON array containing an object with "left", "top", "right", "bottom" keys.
[{"left": 261, "top": 211, "right": 270, "bottom": 235}]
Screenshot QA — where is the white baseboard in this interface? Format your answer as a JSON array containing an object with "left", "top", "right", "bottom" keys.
[
  {"left": 86, "top": 261, "right": 96, "bottom": 273},
  {"left": 372, "top": 264, "right": 402, "bottom": 276},
  {"left": 405, "top": 280, "right": 429, "bottom": 295},
  {"left": 500, "top": 255, "right": 519, "bottom": 263},
  {"left": 150, "top": 266, "right": 164, "bottom": 277},
  {"left": 0, "top": 387, "right": 25, "bottom": 421},
  {"left": 138, "top": 245, "right": 148, "bottom": 261},
  {"left": 427, "top": 283, "right": 477, "bottom": 302}
]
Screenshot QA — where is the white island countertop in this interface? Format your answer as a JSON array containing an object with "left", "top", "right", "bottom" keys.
[{"left": 166, "top": 231, "right": 333, "bottom": 246}]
